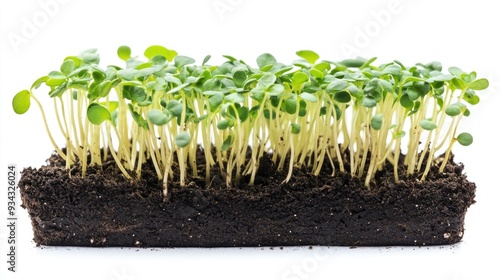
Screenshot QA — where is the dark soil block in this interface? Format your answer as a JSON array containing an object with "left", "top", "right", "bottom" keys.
[{"left": 18, "top": 153, "right": 475, "bottom": 247}]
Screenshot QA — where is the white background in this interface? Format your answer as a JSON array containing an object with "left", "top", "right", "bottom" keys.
[{"left": 1, "top": 0, "right": 499, "bottom": 279}]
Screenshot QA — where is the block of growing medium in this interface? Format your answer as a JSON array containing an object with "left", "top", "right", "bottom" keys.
[{"left": 13, "top": 45, "right": 487, "bottom": 247}]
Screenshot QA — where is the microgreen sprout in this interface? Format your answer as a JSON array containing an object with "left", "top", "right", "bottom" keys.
[{"left": 12, "top": 46, "right": 489, "bottom": 195}]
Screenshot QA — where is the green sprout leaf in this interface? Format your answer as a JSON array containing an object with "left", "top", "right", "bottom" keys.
[
  {"left": 202, "top": 55, "right": 211, "bottom": 65},
  {"left": 292, "top": 72, "right": 309, "bottom": 87},
  {"left": 419, "top": 119, "right": 437, "bottom": 131},
  {"left": 468, "top": 78, "right": 489, "bottom": 90},
  {"left": 100, "top": 101, "right": 119, "bottom": 112},
  {"left": 314, "top": 62, "right": 331, "bottom": 72},
  {"left": 47, "top": 71, "right": 67, "bottom": 86},
  {"left": 117, "top": 45, "right": 131, "bottom": 61},
  {"left": 238, "top": 106, "right": 249, "bottom": 122},
  {"left": 426, "top": 61, "right": 442, "bottom": 71},
  {"left": 310, "top": 68, "right": 324, "bottom": 80},
  {"left": 12, "top": 90, "right": 31, "bottom": 114},
  {"left": 334, "top": 91, "right": 351, "bottom": 103},
  {"left": 260, "top": 65, "right": 274, "bottom": 72},
  {"left": 80, "top": 49, "right": 100, "bottom": 64},
  {"left": 463, "top": 108, "right": 471, "bottom": 117},
  {"left": 174, "top": 56, "right": 195, "bottom": 68},
  {"left": 449, "top": 67, "right": 464, "bottom": 78},
  {"left": 96, "top": 80, "right": 113, "bottom": 98},
  {"left": 60, "top": 59, "right": 75, "bottom": 76},
  {"left": 428, "top": 74, "right": 454, "bottom": 82},
  {"left": 291, "top": 123, "right": 301, "bottom": 134},
  {"left": 87, "top": 103, "right": 111, "bottom": 125},
  {"left": 400, "top": 94, "right": 413, "bottom": 109},
  {"left": 144, "top": 45, "right": 177, "bottom": 62},
  {"left": 327, "top": 80, "right": 348, "bottom": 91},
  {"left": 452, "top": 77, "right": 466, "bottom": 90},
  {"left": 208, "top": 92, "right": 224, "bottom": 112},
  {"left": 299, "top": 100, "right": 307, "bottom": 116},
  {"left": 267, "top": 84, "right": 284, "bottom": 96},
  {"left": 469, "top": 71, "right": 477, "bottom": 81},
  {"left": 136, "top": 67, "right": 156, "bottom": 78},
  {"left": 283, "top": 97, "right": 297, "bottom": 114},
  {"left": 360, "top": 57, "right": 377, "bottom": 69},
  {"left": 167, "top": 83, "right": 190, "bottom": 94},
  {"left": 123, "top": 85, "right": 147, "bottom": 103},
  {"left": 217, "top": 119, "right": 232, "bottom": 130},
  {"left": 128, "top": 104, "right": 149, "bottom": 129},
  {"left": 381, "top": 64, "right": 401, "bottom": 76},
  {"left": 166, "top": 75, "right": 183, "bottom": 86},
  {"left": 176, "top": 131, "right": 191, "bottom": 148},
  {"left": 300, "top": 92, "right": 317, "bottom": 102},
  {"left": 166, "top": 100, "right": 183, "bottom": 117},
  {"left": 148, "top": 109, "right": 171, "bottom": 125},
  {"left": 224, "top": 93, "right": 245, "bottom": 104},
  {"left": 263, "top": 109, "right": 277, "bottom": 120},
  {"left": 296, "top": 50, "right": 319, "bottom": 64},
  {"left": 339, "top": 58, "right": 365, "bottom": 68},
  {"left": 64, "top": 56, "right": 82, "bottom": 68},
  {"left": 371, "top": 114, "right": 383, "bottom": 130},
  {"left": 456, "top": 132, "right": 473, "bottom": 146},
  {"left": 405, "top": 88, "right": 420, "bottom": 101},
  {"left": 379, "top": 79, "right": 394, "bottom": 92},
  {"left": 221, "top": 77, "right": 236, "bottom": 88},
  {"left": 445, "top": 103, "right": 463, "bottom": 117},
  {"left": 117, "top": 69, "right": 137, "bottom": 81},
  {"left": 362, "top": 96, "right": 377, "bottom": 108},
  {"left": 221, "top": 135, "right": 233, "bottom": 151},
  {"left": 393, "top": 130, "right": 406, "bottom": 139},
  {"left": 250, "top": 88, "right": 265, "bottom": 102},
  {"left": 274, "top": 66, "right": 294, "bottom": 76},
  {"left": 258, "top": 73, "right": 277, "bottom": 88},
  {"left": 106, "top": 67, "right": 118, "bottom": 80},
  {"left": 223, "top": 55, "right": 237, "bottom": 62},
  {"left": 463, "top": 89, "right": 480, "bottom": 105},
  {"left": 257, "top": 53, "right": 277, "bottom": 69},
  {"left": 31, "top": 76, "right": 49, "bottom": 90},
  {"left": 233, "top": 70, "right": 247, "bottom": 87},
  {"left": 413, "top": 81, "right": 431, "bottom": 96}
]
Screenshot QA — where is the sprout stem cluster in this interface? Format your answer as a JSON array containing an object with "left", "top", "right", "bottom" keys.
[{"left": 13, "top": 46, "right": 488, "bottom": 195}]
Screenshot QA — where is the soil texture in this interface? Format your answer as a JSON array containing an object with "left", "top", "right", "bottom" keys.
[{"left": 19, "top": 151, "right": 475, "bottom": 247}]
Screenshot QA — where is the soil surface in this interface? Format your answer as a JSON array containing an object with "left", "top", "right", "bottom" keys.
[{"left": 19, "top": 151, "right": 476, "bottom": 247}]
